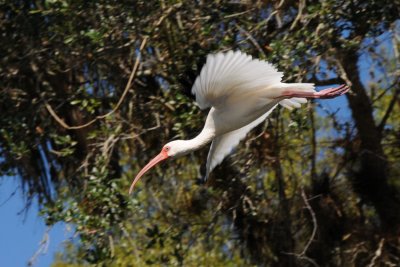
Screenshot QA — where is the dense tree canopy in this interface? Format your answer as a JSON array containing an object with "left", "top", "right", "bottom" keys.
[{"left": 1, "top": 0, "right": 400, "bottom": 266}]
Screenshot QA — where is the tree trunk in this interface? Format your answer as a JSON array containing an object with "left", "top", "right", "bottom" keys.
[{"left": 338, "top": 49, "right": 400, "bottom": 231}]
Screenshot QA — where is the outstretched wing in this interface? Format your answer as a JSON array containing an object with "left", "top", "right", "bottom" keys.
[
  {"left": 192, "top": 51, "right": 283, "bottom": 110},
  {"left": 205, "top": 105, "right": 278, "bottom": 180}
]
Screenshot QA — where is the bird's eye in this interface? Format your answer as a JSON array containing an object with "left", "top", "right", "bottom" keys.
[{"left": 164, "top": 146, "right": 170, "bottom": 151}]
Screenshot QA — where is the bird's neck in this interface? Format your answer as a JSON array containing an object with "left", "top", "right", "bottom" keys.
[{"left": 186, "top": 128, "right": 215, "bottom": 151}]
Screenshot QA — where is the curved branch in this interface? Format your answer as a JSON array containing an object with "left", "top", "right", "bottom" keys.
[
  {"left": 45, "top": 37, "right": 148, "bottom": 130},
  {"left": 377, "top": 88, "right": 399, "bottom": 132}
]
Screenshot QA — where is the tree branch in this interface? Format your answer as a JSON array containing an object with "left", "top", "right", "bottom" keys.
[
  {"left": 377, "top": 88, "right": 399, "bottom": 132},
  {"left": 367, "top": 238, "right": 385, "bottom": 267},
  {"left": 307, "top": 75, "right": 345, "bottom": 86},
  {"left": 285, "top": 188, "right": 319, "bottom": 267},
  {"left": 45, "top": 37, "right": 148, "bottom": 130},
  {"left": 300, "top": 188, "right": 318, "bottom": 257},
  {"left": 235, "top": 24, "right": 266, "bottom": 57}
]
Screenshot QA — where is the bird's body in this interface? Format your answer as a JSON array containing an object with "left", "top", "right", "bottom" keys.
[{"left": 129, "top": 51, "right": 349, "bottom": 193}]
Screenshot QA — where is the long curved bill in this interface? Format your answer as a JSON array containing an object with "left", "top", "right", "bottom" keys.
[{"left": 129, "top": 151, "right": 168, "bottom": 194}]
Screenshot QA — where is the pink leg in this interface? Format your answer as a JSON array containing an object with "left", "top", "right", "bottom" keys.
[{"left": 279, "top": 84, "right": 350, "bottom": 99}]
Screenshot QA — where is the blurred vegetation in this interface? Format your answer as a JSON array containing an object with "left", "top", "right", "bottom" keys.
[{"left": 1, "top": 0, "right": 400, "bottom": 266}]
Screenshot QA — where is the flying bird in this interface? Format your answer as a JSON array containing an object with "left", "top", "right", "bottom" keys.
[{"left": 129, "top": 51, "right": 349, "bottom": 193}]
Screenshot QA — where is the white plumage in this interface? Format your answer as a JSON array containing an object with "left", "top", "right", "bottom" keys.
[
  {"left": 192, "top": 51, "right": 284, "bottom": 110},
  {"left": 192, "top": 51, "right": 313, "bottom": 177},
  {"left": 205, "top": 106, "right": 276, "bottom": 178},
  {"left": 129, "top": 51, "right": 349, "bottom": 192}
]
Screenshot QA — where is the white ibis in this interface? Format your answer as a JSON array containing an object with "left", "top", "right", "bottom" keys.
[{"left": 129, "top": 51, "right": 349, "bottom": 193}]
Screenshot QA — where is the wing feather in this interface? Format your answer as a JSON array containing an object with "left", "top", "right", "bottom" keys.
[
  {"left": 205, "top": 105, "right": 278, "bottom": 180},
  {"left": 192, "top": 51, "right": 283, "bottom": 109}
]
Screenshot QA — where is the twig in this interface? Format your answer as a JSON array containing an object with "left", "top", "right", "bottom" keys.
[
  {"left": 28, "top": 227, "right": 51, "bottom": 266},
  {"left": 334, "top": 58, "right": 353, "bottom": 87},
  {"left": 300, "top": 188, "right": 317, "bottom": 256},
  {"left": 0, "top": 186, "right": 18, "bottom": 207},
  {"left": 367, "top": 238, "right": 385, "bottom": 267},
  {"left": 284, "top": 188, "right": 319, "bottom": 267},
  {"left": 276, "top": 0, "right": 286, "bottom": 9},
  {"left": 289, "top": 0, "right": 305, "bottom": 30},
  {"left": 253, "top": 10, "right": 278, "bottom": 32},
  {"left": 235, "top": 24, "right": 266, "bottom": 57},
  {"left": 101, "top": 133, "right": 119, "bottom": 160},
  {"left": 119, "top": 113, "right": 161, "bottom": 141},
  {"left": 371, "top": 82, "right": 396, "bottom": 103},
  {"left": 224, "top": 9, "right": 253, "bottom": 19},
  {"left": 45, "top": 37, "right": 148, "bottom": 130},
  {"left": 377, "top": 87, "right": 399, "bottom": 132},
  {"left": 307, "top": 75, "right": 344, "bottom": 86},
  {"left": 108, "top": 235, "right": 115, "bottom": 258},
  {"left": 309, "top": 104, "right": 317, "bottom": 181}
]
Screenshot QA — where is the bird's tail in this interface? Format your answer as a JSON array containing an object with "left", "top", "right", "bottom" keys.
[{"left": 278, "top": 83, "right": 315, "bottom": 110}]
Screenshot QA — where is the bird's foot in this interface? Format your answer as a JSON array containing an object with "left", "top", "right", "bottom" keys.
[
  {"left": 313, "top": 84, "right": 350, "bottom": 99},
  {"left": 281, "top": 84, "right": 350, "bottom": 99}
]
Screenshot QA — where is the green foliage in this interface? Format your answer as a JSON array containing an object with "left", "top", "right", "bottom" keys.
[{"left": 0, "top": 0, "right": 399, "bottom": 266}]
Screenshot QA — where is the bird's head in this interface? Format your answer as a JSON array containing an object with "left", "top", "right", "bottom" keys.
[{"left": 128, "top": 140, "right": 191, "bottom": 194}]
